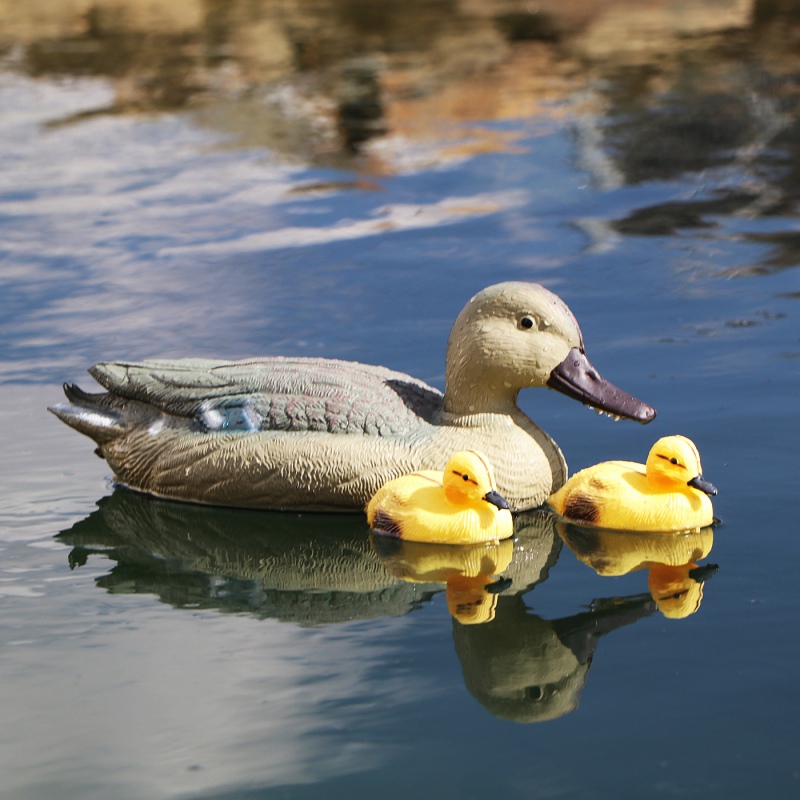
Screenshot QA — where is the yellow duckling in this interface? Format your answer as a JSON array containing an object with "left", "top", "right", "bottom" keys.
[
  {"left": 547, "top": 435, "right": 717, "bottom": 532},
  {"left": 366, "top": 450, "right": 513, "bottom": 545}
]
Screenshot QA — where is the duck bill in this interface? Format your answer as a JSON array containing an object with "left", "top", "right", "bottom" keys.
[
  {"left": 546, "top": 347, "right": 656, "bottom": 424},
  {"left": 687, "top": 474, "right": 718, "bottom": 496},
  {"left": 483, "top": 489, "right": 510, "bottom": 511}
]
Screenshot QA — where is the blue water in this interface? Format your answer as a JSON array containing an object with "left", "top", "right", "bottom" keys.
[{"left": 1, "top": 4, "right": 799, "bottom": 799}]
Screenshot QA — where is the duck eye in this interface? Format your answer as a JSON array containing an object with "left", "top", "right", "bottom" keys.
[
  {"left": 519, "top": 316, "right": 535, "bottom": 330},
  {"left": 525, "top": 685, "right": 544, "bottom": 701},
  {"left": 462, "top": 473, "right": 470, "bottom": 482},
  {"left": 670, "top": 457, "right": 679, "bottom": 465}
]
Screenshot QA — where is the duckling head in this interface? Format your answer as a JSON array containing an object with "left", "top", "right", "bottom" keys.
[
  {"left": 442, "top": 450, "right": 510, "bottom": 511},
  {"left": 444, "top": 282, "right": 655, "bottom": 422},
  {"left": 645, "top": 435, "right": 718, "bottom": 496}
]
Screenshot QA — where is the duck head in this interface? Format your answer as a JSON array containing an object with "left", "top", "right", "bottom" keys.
[
  {"left": 442, "top": 450, "right": 510, "bottom": 510},
  {"left": 444, "top": 282, "right": 655, "bottom": 422},
  {"left": 645, "top": 435, "right": 718, "bottom": 496}
]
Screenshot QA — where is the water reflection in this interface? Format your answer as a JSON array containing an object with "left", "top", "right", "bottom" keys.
[
  {"left": 55, "top": 495, "right": 656, "bottom": 725},
  {"left": 557, "top": 523, "right": 719, "bottom": 619},
  {"left": 6, "top": 0, "right": 800, "bottom": 230},
  {"left": 372, "top": 536, "right": 515, "bottom": 625},
  {"left": 56, "top": 488, "right": 440, "bottom": 624},
  {"left": 453, "top": 593, "right": 655, "bottom": 723},
  {"left": 369, "top": 507, "right": 561, "bottom": 625},
  {"left": 5, "top": 0, "right": 800, "bottom": 197},
  {"left": 56, "top": 491, "right": 561, "bottom": 624}
]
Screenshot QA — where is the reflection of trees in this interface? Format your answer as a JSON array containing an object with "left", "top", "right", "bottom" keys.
[
  {"left": 5, "top": 2, "right": 799, "bottom": 257},
  {"left": 6, "top": 2, "right": 797, "bottom": 166}
]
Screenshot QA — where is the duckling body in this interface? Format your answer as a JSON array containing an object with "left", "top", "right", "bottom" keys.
[
  {"left": 547, "top": 435, "right": 716, "bottom": 532},
  {"left": 49, "top": 282, "right": 655, "bottom": 512},
  {"left": 366, "top": 451, "right": 513, "bottom": 545}
]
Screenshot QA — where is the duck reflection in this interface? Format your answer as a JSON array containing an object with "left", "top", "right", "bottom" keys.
[
  {"left": 56, "top": 487, "right": 442, "bottom": 625},
  {"left": 453, "top": 593, "right": 655, "bottom": 723},
  {"left": 557, "top": 522, "right": 719, "bottom": 619},
  {"left": 56, "top": 490, "right": 657, "bottom": 724},
  {"left": 57, "top": 493, "right": 562, "bottom": 625},
  {"left": 371, "top": 508, "right": 562, "bottom": 624}
]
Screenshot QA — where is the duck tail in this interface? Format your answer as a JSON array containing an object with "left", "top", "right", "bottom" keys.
[{"left": 49, "top": 383, "right": 126, "bottom": 446}]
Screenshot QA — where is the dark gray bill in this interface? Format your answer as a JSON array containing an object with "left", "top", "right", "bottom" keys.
[
  {"left": 546, "top": 347, "right": 656, "bottom": 424},
  {"left": 483, "top": 490, "right": 510, "bottom": 510},
  {"left": 687, "top": 474, "right": 718, "bottom": 496}
]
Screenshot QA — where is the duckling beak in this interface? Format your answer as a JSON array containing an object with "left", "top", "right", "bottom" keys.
[
  {"left": 546, "top": 347, "right": 656, "bottom": 423},
  {"left": 687, "top": 475, "right": 718, "bottom": 496},
  {"left": 483, "top": 490, "right": 510, "bottom": 510}
]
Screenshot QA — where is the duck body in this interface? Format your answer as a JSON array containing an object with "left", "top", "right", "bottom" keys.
[
  {"left": 50, "top": 282, "right": 656, "bottom": 512},
  {"left": 366, "top": 451, "right": 513, "bottom": 545},
  {"left": 547, "top": 435, "right": 717, "bottom": 532}
]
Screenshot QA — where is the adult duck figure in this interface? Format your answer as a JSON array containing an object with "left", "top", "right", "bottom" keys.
[{"left": 50, "top": 282, "right": 656, "bottom": 512}]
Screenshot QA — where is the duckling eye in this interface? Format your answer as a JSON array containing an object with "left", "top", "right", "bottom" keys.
[
  {"left": 670, "top": 457, "right": 679, "bottom": 465},
  {"left": 656, "top": 454, "right": 683, "bottom": 467},
  {"left": 452, "top": 470, "right": 477, "bottom": 485},
  {"left": 519, "top": 316, "right": 536, "bottom": 330}
]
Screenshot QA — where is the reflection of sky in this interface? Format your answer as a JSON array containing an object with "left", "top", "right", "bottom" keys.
[
  {"left": 0, "top": 74, "right": 531, "bottom": 382},
  {"left": 0, "top": 586, "right": 429, "bottom": 799},
  {"left": 1, "top": 383, "right": 438, "bottom": 799}
]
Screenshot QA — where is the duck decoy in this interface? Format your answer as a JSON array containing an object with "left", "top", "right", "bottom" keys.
[
  {"left": 547, "top": 435, "right": 717, "bottom": 532},
  {"left": 366, "top": 450, "right": 513, "bottom": 545},
  {"left": 49, "top": 281, "right": 655, "bottom": 512}
]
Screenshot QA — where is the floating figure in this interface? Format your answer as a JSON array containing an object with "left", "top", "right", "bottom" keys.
[
  {"left": 49, "top": 282, "right": 655, "bottom": 511},
  {"left": 366, "top": 450, "right": 513, "bottom": 545},
  {"left": 547, "top": 435, "right": 717, "bottom": 532}
]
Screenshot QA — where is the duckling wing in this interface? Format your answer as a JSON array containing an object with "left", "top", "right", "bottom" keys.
[{"left": 89, "top": 357, "right": 442, "bottom": 436}]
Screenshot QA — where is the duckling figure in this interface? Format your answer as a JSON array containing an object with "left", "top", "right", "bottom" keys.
[
  {"left": 547, "top": 435, "right": 717, "bottom": 532},
  {"left": 366, "top": 450, "right": 513, "bottom": 545}
]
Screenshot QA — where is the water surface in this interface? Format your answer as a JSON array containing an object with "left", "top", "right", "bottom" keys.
[{"left": 1, "top": 2, "right": 799, "bottom": 798}]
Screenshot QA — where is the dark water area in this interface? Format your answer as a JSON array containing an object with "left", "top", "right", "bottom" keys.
[{"left": 1, "top": 1, "right": 799, "bottom": 798}]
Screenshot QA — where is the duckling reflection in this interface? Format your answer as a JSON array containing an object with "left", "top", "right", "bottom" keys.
[
  {"left": 55, "top": 487, "right": 441, "bottom": 625},
  {"left": 452, "top": 593, "right": 655, "bottom": 723},
  {"left": 371, "top": 535, "right": 513, "bottom": 624},
  {"left": 371, "top": 509, "right": 562, "bottom": 624},
  {"left": 557, "top": 522, "right": 718, "bottom": 619}
]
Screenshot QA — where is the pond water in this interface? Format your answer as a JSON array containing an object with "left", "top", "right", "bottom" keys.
[{"left": 1, "top": 2, "right": 799, "bottom": 798}]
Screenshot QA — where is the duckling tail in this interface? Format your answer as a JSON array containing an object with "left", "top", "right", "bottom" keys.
[{"left": 49, "top": 383, "right": 126, "bottom": 446}]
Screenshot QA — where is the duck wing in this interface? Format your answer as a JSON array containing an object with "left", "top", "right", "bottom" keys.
[{"left": 88, "top": 357, "right": 443, "bottom": 436}]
